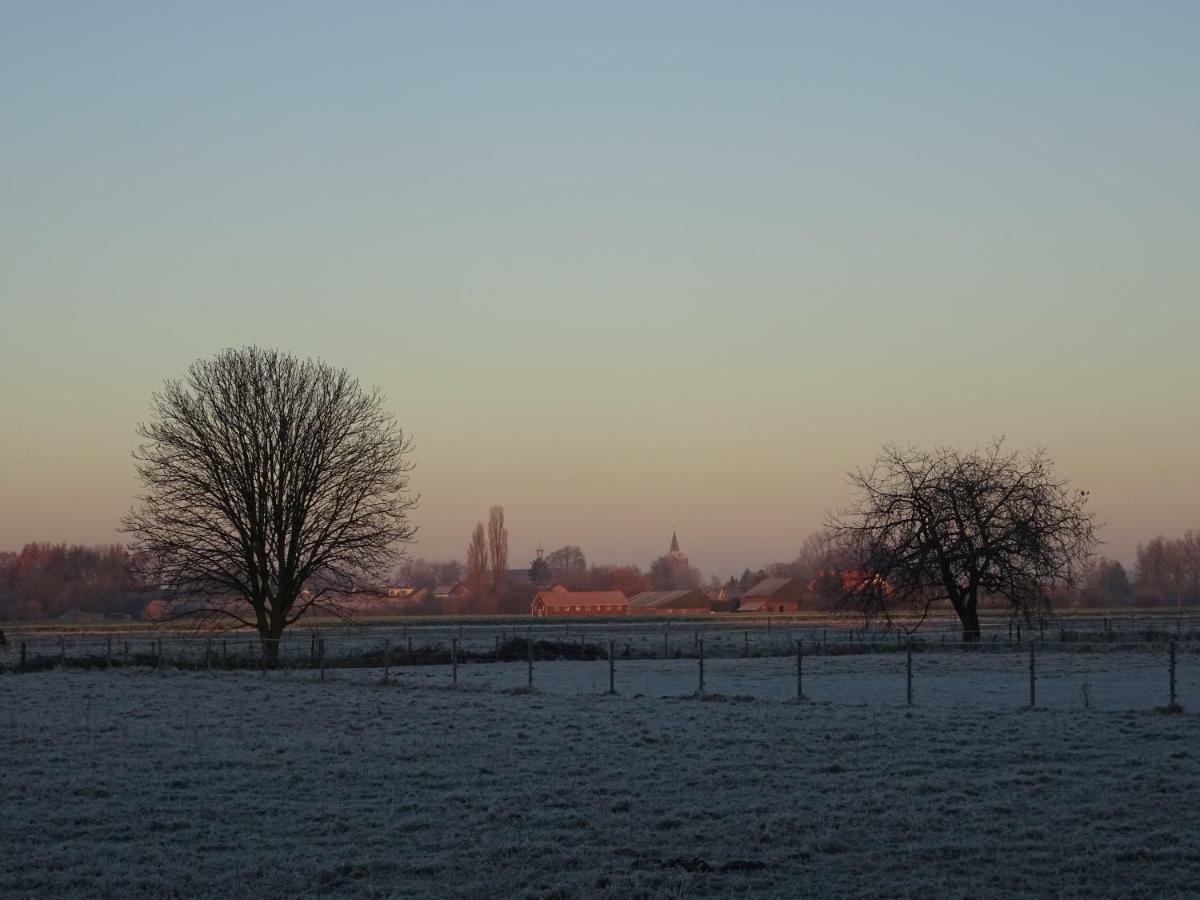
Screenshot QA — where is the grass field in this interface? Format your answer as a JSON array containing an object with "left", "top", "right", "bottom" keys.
[{"left": 3, "top": 666, "right": 1200, "bottom": 898}]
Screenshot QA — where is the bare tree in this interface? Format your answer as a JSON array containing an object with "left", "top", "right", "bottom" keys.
[
  {"left": 487, "top": 505, "right": 508, "bottom": 604},
  {"left": 545, "top": 545, "right": 586, "bottom": 581},
  {"left": 122, "top": 347, "right": 417, "bottom": 659},
  {"left": 466, "top": 522, "right": 488, "bottom": 603},
  {"left": 829, "top": 441, "right": 1097, "bottom": 641}
]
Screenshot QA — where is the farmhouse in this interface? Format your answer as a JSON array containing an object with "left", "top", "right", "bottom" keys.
[
  {"left": 431, "top": 583, "right": 471, "bottom": 602},
  {"left": 737, "top": 577, "right": 805, "bottom": 613},
  {"left": 530, "top": 587, "right": 628, "bottom": 617},
  {"left": 627, "top": 589, "right": 712, "bottom": 616},
  {"left": 384, "top": 587, "right": 429, "bottom": 610}
]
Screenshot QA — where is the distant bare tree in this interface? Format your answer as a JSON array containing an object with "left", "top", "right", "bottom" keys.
[
  {"left": 648, "top": 555, "right": 702, "bottom": 591},
  {"left": 122, "top": 347, "right": 417, "bottom": 660},
  {"left": 545, "top": 545, "right": 587, "bottom": 581},
  {"left": 466, "top": 522, "right": 488, "bottom": 602},
  {"left": 1136, "top": 531, "right": 1200, "bottom": 606},
  {"left": 829, "top": 441, "right": 1097, "bottom": 641},
  {"left": 488, "top": 505, "right": 509, "bottom": 603}
]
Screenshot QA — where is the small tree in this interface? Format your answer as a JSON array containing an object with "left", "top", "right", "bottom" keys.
[
  {"left": 829, "top": 441, "right": 1097, "bottom": 641},
  {"left": 122, "top": 347, "right": 417, "bottom": 659}
]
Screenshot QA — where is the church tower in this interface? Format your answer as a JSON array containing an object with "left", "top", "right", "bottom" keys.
[{"left": 668, "top": 529, "right": 688, "bottom": 569}]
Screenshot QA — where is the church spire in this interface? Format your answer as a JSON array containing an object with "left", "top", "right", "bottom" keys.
[{"left": 670, "top": 529, "right": 680, "bottom": 555}]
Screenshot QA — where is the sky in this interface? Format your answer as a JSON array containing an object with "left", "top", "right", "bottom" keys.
[{"left": 1, "top": 1, "right": 1198, "bottom": 578}]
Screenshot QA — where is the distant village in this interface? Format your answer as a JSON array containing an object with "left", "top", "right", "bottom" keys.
[{"left": 375, "top": 531, "right": 830, "bottom": 619}]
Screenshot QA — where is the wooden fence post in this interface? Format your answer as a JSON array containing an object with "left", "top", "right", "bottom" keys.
[
  {"left": 106, "top": 637, "right": 112, "bottom": 667},
  {"left": 1170, "top": 641, "right": 1177, "bottom": 707},
  {"left": 157, "top": 638, "right": 163, "bottom": 669},
  {"left": 906, "top": 640, "right": 913, "bottom": 706},
  {"left": 796, "top": 640, "right": 803, "bottom": 701},
  {"left": 20, "top": 641, "right": 26, "bottom": 670},
  {"left": 1029, "top": 642, "right": 1036, "bottom": 709},
  {"left": 608, "top": 640, "right": 615, "bottom": 695},
  {"left": 527, "top": 638, "right": 534, "bottom": 688},
  {"left": 698, "top": 639, "right": 705, "bottom": 696},
  {"left": 495, "top": 634, "right": 500, "bottom": 663},
  {"left": 383, "top": 639, "right": 390, "bottom": 683},
  {"left": 319, "top": 639, "right": 326, "bottom": 681},
  {"left": 451, "top": 638, "right": 458, "bottom": 686},
  {"left": 743, "top": 631, "right": 749, "bottom": 658},
  {"left": 59, "top": 636, "right": 65, "bottom": 666},
  {"left": 664, "top": 624, "right": 670, "bottom": 659}
]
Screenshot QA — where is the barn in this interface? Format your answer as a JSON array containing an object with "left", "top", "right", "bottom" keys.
[
  {"left": 737, "top": 577, "right": 806, "bottom": 613},
  {"left": 627, "top": 589, "right": 712, "bottom": 616},
  {"left": 530, "top": 587, "right": 628, "bottom": 617}
]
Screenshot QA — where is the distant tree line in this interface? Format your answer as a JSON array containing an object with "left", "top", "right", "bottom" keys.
[
  {"left": 0, "top": 543, "right": 147, "bottom": 621},
  {"left": 5, "top": 530, "right": 1198, "bottom": 622}
]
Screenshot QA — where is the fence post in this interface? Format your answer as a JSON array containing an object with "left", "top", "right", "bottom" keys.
[
  {"left": 451, "top": 638, "right": 459, "bottom": 686},
  {"left": 157, "top": 638, "right": 163, "bottom": 669},
  {"left": 743, "top": 631, "right": 749, "bottom": 658},
  {"left": 495, "top": 634, "right": 500, "bottom": 663},
  {"left": 59, "top": 636, "right": 65, "bottom": 666},
  {"left": 1016, "top": 624, "right": 1021, "bottom": 646},
  {"left": 821, "top": 630, "right": 827, "bottom": 654},
  {"left": 106, "top": 637, "right": 112, "bottom": 667},
  {"left": 527, "top": 638, "right": 534, "bottom": 688},
  {"left": 124, "top": 641, "right": 129, "bottom": 666},
  {"left": 1029, "top": 642, "right": 1036, "bottom": 709},
  {"left": 796, "top": 640, "right": 803, "bottom": 701},
  {"left": 608, "top": 640, "right": 615, "bottom": 695},
  {"left": 407, "top": 636, "right": 413, "bottom": 658},
  {"left": 20, "top": 641, "right": 26, "bottom": 670},
  {"left": 319, "top": 639, "right": 325, "bottom": 681},
  {"left": 906, "top": 640, "right": 913, "bottom": 706},
  {"left": 698, "top": 639, "right": 705, "bottom": 696},
  {"left": 664, "top": 626, "right": 669, "bottom": 659},
  {"left": 1170, "top": 641, "right": 1177, "bottom": 707},
  {"left": 383, "top": 639, "right": 390, "bottom": 683}
]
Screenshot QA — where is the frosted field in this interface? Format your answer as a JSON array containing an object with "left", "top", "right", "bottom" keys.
[{"left": 4, "top": 663, "right": 1200, "bottom": 899}]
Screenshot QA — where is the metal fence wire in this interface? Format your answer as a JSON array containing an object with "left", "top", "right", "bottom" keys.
[{"left": 1, "top": 616, "right": 1195, "bottom": 712}]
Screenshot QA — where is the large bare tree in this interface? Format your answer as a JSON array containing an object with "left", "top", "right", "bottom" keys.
[
  {"left": 122, "top": 347, "right": 417, "bottom": 659},
  {"left": 829, "top": 441, "right": 1097, "bottom": 641}
]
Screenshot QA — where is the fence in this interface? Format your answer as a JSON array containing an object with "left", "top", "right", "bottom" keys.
[{"left": 1, "top": 619, "right": 1195, "bottom": 712}]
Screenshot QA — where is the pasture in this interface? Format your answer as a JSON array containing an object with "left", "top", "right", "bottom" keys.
[{"left": 3, "top": 651, "right": 1200, "bottom": 898}]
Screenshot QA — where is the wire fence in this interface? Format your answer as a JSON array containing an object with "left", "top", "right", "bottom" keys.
[{"left": 1, "top": 617, "right": 1196, "bottom": 712}]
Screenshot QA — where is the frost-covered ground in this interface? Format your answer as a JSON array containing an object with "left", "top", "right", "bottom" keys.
[{"left": 3, "top": 666, "right": 1200, "bottom": 899}]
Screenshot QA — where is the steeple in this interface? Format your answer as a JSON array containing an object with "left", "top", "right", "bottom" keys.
[{"left": 669, "top": 530, "right": 680, "bottom": 555}]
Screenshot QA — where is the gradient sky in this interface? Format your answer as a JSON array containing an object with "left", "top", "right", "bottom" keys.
[{"left": 1, "top": 1, "right": 1198, "bottom": 578}]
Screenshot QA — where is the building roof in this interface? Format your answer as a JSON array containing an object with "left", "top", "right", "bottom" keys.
[
  {"left": 432, "top": 583, "right": 468, "bottom": 597},
  {"left": 533, "top": 590, "right": 627, "bottom": 609},
  {"left": 741, "top": 577, "right": 799, "bottom": 599},
  {"left": 737, "top": 598, "right": 772, "bottom": 612},
  {"left": 628, "top": 590, "right": 710, "bottom": 610}
]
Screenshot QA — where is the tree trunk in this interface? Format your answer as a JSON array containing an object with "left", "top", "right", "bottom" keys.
[
  {"left": 961, "top": 605, "right": 982, "bottom": 642},
  {"left": 260, "top": 633, "right": 279, "bottom": 667}
]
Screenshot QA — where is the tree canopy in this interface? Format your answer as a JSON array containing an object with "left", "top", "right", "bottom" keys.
[
  {"left": 122, "top": 347, "right": 417, "bottom": 655},
  {"left": 830, "top": 441, "right": 1097, "bottom": 640}
]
